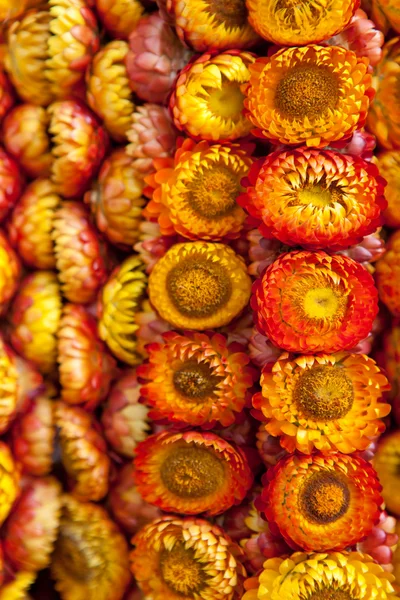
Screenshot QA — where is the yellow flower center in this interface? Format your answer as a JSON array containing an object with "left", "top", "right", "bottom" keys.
[
  {"left": 173, "top": 360, "right": 222, "bottom": 401},
  {"left": 308, "top": 588, "right": 355, "bottom": 600},
  {"left": 294, "top": 365, "right": 354, "bottom": 420},
  {"left": 203, "top": 0, "right": 248, "bottom": 27},
  {"left": 275, "top": 65, "right": 339, "bottom": 120},
  {"left": 160, "top": 444, "right": 225, "bottom": 498},
  {"left": 300, "top": 472, "right": 350, "bottom": 524},
  {"left": 186, "top": 164, "right": 241, "bottom": 219},
  {"left": 207, "top": 80, "right": 246, "bottom": 119},
  {"left": 167, "top": 259, "right": 232, "bottom": 318},
  {"left": 303, "top": 286, "right": 346, "bottom": 320},
  {"left": 296, "top": 184, "right": 343, "bottom": 208},
  {"left": 160, "top": 542, "right": 206, "bottom": 597}
]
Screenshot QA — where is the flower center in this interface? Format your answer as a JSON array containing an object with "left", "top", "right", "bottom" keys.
[
  {"left": 308, "top": 587, "right": 355, "bottom": 600},
  {"left": 160, "top": 444, "right": 225, "bottom": 498},
  {"left": 296, "top": 184, "right": 343, "bottom": 208},
  {"left": 207, "top": 80, "right": 246, "bottom": 119},
  {"left": 203, "top": 0, "right": 248, "bottom": 27},
  {"left": 173, "top": 360, "right": 222, "bottom": 401},
  {"left": 275, "top": 65, "right": 339, "bottom": 120},
  {"left": 55, "top": 531, "right": 94, "bottom": 582},
  {"left": 160, "top": 542, "right": 206, "bottom": 597},
  {"left": 294, "top": 365, "right": 354, "bottom": 420},
  {"left": 300, "top": 472, "right": 350, "bottom": 524},
  {"left": 186, "top": 165, "right": 241, "bottom": 219},
  {"left": 167, "top": 258, "right": 232, "bottom": 318},
  {"left": 303, "top": 286, "right": 347, "bottom": 320}
]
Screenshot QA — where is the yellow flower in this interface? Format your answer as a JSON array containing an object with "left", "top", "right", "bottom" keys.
[
  {"left": 95, "top": 0, "right": 144, "bottom": 39},
  {"left": 0, "top": 231, "right": 20, "bottom": 317},
  {"left": 244, "top": 45, "right": 373, "bottom": 148},
  {"left": 0, "top": 572, "right": 36, "bottom": 600},
  {"left": 374, "top": 431, "right": 400, "bottom": 516},
  {"left": 0, "top": 337, "right": 18, "bottom": 435},
  {"left": 0, "top": 441, "right": 20, "bottom": 527},
  {"left": 254, "top": 352, "right": 391, "bottom": 454},
  {"left": 149, "top": 241, "right": 251, "bottom": 330}
]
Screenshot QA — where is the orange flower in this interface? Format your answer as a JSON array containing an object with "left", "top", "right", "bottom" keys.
[
  {"left": 376, "top": 230, "right": 400, "bottom": 316},
  {"left": 0, "top": 230, "right": 20, "bottom": 317},
  {"left": 244, "top": 45, "right": 373, "bottom": 148},
  {"left": 241, "top": 147, "right": 386, "bottom": 250},
  {"left": 4, "top": 477, "right": 61, "bottom": 572},
  {"left": 0, "top": 441, "right": 20, "bottom": 527},
  {"left": 138, "top": 330, "right": 255, "bottom": 428},
  {"left": 254, "top": 352, "right": 390, "bottom": 454},
  {"left": 54, "top": 402, "right": 111, "bottom": 502},
  {"left": 260, "top": 452, "right": 382, "bottom": 551},
  {"left": 51, "top": 495, "right": 131, "bottom": 600},
  {"left": 376, "top": 151, "right": 400, "bottom": 228},
  {"left": 133, "top": 430, "right": 253, "bottom": 516},
  {"left": 130, "top": 516, "right": 246, "bottom": 600},
  {"left": 373, "top": 431, "right": 400, "bottom": 516},
  {"left": 58, "top": 304, "right": 118, "bottom": 410},
  {"left": 371, "top": 0, "right": 400, "bottom": 36},
  {"left": 0, "top": 148, "right": 24, "bottom": 224},
  {"left": 0, "top": 338, "right": 18, "bottom": 436},
  {"left": 144, "top": 138, "right": 252, "bottom": 241},
  {"left": 252, "top": 250, "right": 378, "bottom": 353},
  {"left": 380, "top": 324, "right": 400, "bottom": 426},
  {"left": 94, "top": 0, "right": 144, "bottom": 39},
  {"left": 170, "top": 50, "right": 255, "bottom": 142},
  {"left": 0, "top": 571, "right": 36, "bottom": 600}
]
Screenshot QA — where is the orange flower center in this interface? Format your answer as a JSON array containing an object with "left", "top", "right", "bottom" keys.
[
  {"left": 167, "top": 259, "right": 232, "bottom": 317},
  {"left": 294, "top": 365, "right": 354, "bottom": 420},
  {"left": 308, "top": 588, "right": 355, "bottom": 600},
  {"left": 207, "top": 79, "right": 246, "bottom": 119},
  {"left": 160, "top": 444, "right": 225, "bottom": 498},
  {"left": 203, "top": 0, "right": 248, "bottom": 27},
  {"left": 300, "top": 472, "right": 350, "bottom": 524},
  {"left": 173, "top": 360, "right": 222, "bottom": 401},
  {"left": 160, "top": 542, "right": 206, "bottom": 596},
  {"left": 186, "top": 164, "right": 241, "bottom": 219},
  {"left": 275, "top": 65, "right": 339, "bottom": 119}
]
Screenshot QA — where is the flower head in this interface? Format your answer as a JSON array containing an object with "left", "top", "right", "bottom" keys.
[
  {"left": 126, "top": 13, "right": 192, "bottom": 105},
  {"left": 149, "top": 241, "right": 251, "bottom": 330},
  {"left": 254, "top": 352, "right": 390, "bottom": 454},
  {"left": 260, "top": 452, "right": 382, "bottom": 551},
  {"left": 373, "top": 431, "right": 400, "bottom": 516},
  {"left": 0, "top": 339, "right": 18, "bottom": 436},
  {"left": 0, "top": 231, "right": 20, "bottom": 317},
  {"left": 58, "top": 304, "right": 118, "bottom": 411},
  {"left": 54, "top": 402, "right": 111, "bottom": 502},
  {"left": 242, "top": 148, "right": 386, "bottom": 250},
  {"left": 170, "top": 50, "right": 255, "bottom": 142},
  {"left": 85, "top": 148, "right": 145, "bottom": 248},
  {"left": 0, "top": 442, "right": 20, "bottom": 527},
  {"left": 94, "top": 0, "right": 144, "bottom": 40},
  {"left": 51, "top": 495, "right": 131, "bottom": 600},
  {"left": 2, "top": 104, "right": 52, "bottom": 179},
  {"left": 252, "top": 250, "right": 378, "bottom": 353},
  {"left": 138, "top": 330, "right": 254, "bottom": 428},
  {"left": 243, "top": 551, "right": 399, "bottom": 600},
  {"left": 376, "top": 230, "right": 400, "bottom": 317},
  {"left": 144, "top": 138, "right": 252, "bottom": 241},
  {"left": 8, "top": 179, "right": 59, "bottom": 270},
  {"left": 0, "top": 147, "right": 24, "bottom": 224},
  {"left": 4, "top": 477, "right": 61, "bottom": 573},
  {"left": 371, "top": 0, "right": 400, "bottom": 37},
  {"left": 98, "top": 255, "right": 148, "bottom": 365},
  {"left": 244, "top": 45, "right": 373, "bottom": 148},
  {"left": 380, "top": 324, "right": 400, "bottom": 426},
  {"left": 8, "top": 271, "right": 61, "bottom": 375},
  {"left": 376, "top": 151, "right": 400, "bottom": 228},
  {"left": 133, "top": 430, "right": 253, "bottom": 516},
  {"left": 101, "top": 370, "right": 151, "bottom": 458},
  {"left": 130, "top": 516, "right": 246, "bottom": 600}
]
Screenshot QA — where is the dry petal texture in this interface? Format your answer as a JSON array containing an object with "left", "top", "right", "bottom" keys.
[
  {"left": 98, "top": 255, "right": 148, "bottom": 365},
  {"left": 373, "top": 431, "right": 400, "bottom": 516},
  {"left": 246, "top": 0, "right": 357, "bottom": 45},
  {"left": 260, "top": 452, "right": 382, "bottom": 551},
  {"left": 85, "top": 148, "right": 145, "bottom": 248},
  {"left": 101, "top": 371, "right": 150, "bottom": 458},
  {"left": 126, "top": 104, "right": 177, "bottom": 177},
  {"left": 253, "top": 352, "right": 390, "bottom": 454},
  {"left": 144, "top": 138, "right": 252, "bottom": 241},
  {"left": 376, "top": 231, "right": 400, "bottom": 316},
  {"left": 8, "top": 179, "right": 60, "bottom": 270},
  {"left": 4, "top": 477, "right": 61, "bottom": 573},
  {"left": 53, "top": 201, "right": 110, "bottom": 304},
  {"left": 51, "top": 495, "right": 131, "bottom": 600},
  {"left": 126, "top": 12, "right": 192, "bottom": 105},
  {"left": 58, "top": 304, "right": 117, "bottom": 410},
  {"left": 244, "top": 45, "right": 373, "bottom": 148},
  {"left": 252, "top": 250, "right": 378, "bottom": 353},
  {"left": 0, "top": 442, "right": 20, "bottom": 527},
  {"left": 242, "top": 551, "right": 399, "bottom": 600},
  {"left": 130, "top": 516, "right": 246, "bottom": 600},
  {"left": 241, "top": 148, "right": 386, "bottom": 251},
  {"left": 0, "top": 147, "right": 24, "bottom": 224},
  {"left": 170, "top": 50, "right": 254, "bottom": 142},
  {"left": 54, "top": 402, "right": 110, "bottom": 502},
  {"left": 4, "top": 0, "right": 99, "bottom": 106},
  {"left": 48, "top": 100, "right": 108, "bottom": 198},
  {"left": 86, "top": 41, "right": 134, "bottom": 142},
  {"left": 133, "top": 430, "right": 253, "bottom": 516},
  {"left": 138, "top": 330, "right": 254, "bottom": 428},
  {"left": 2, "top": 105, "right": 52, "bottom": 179},
  {"left": 94, "top": 0, "right": 144, "bottom": 39},
  {"left": 376, "top": 151, "right": 400, "bottom": 227},
  {"left": 8, "top": 271, "right": 61, "bottom": 375},
  {"left": 148, "top": 241, "right": 251, "bottom": 330}
]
